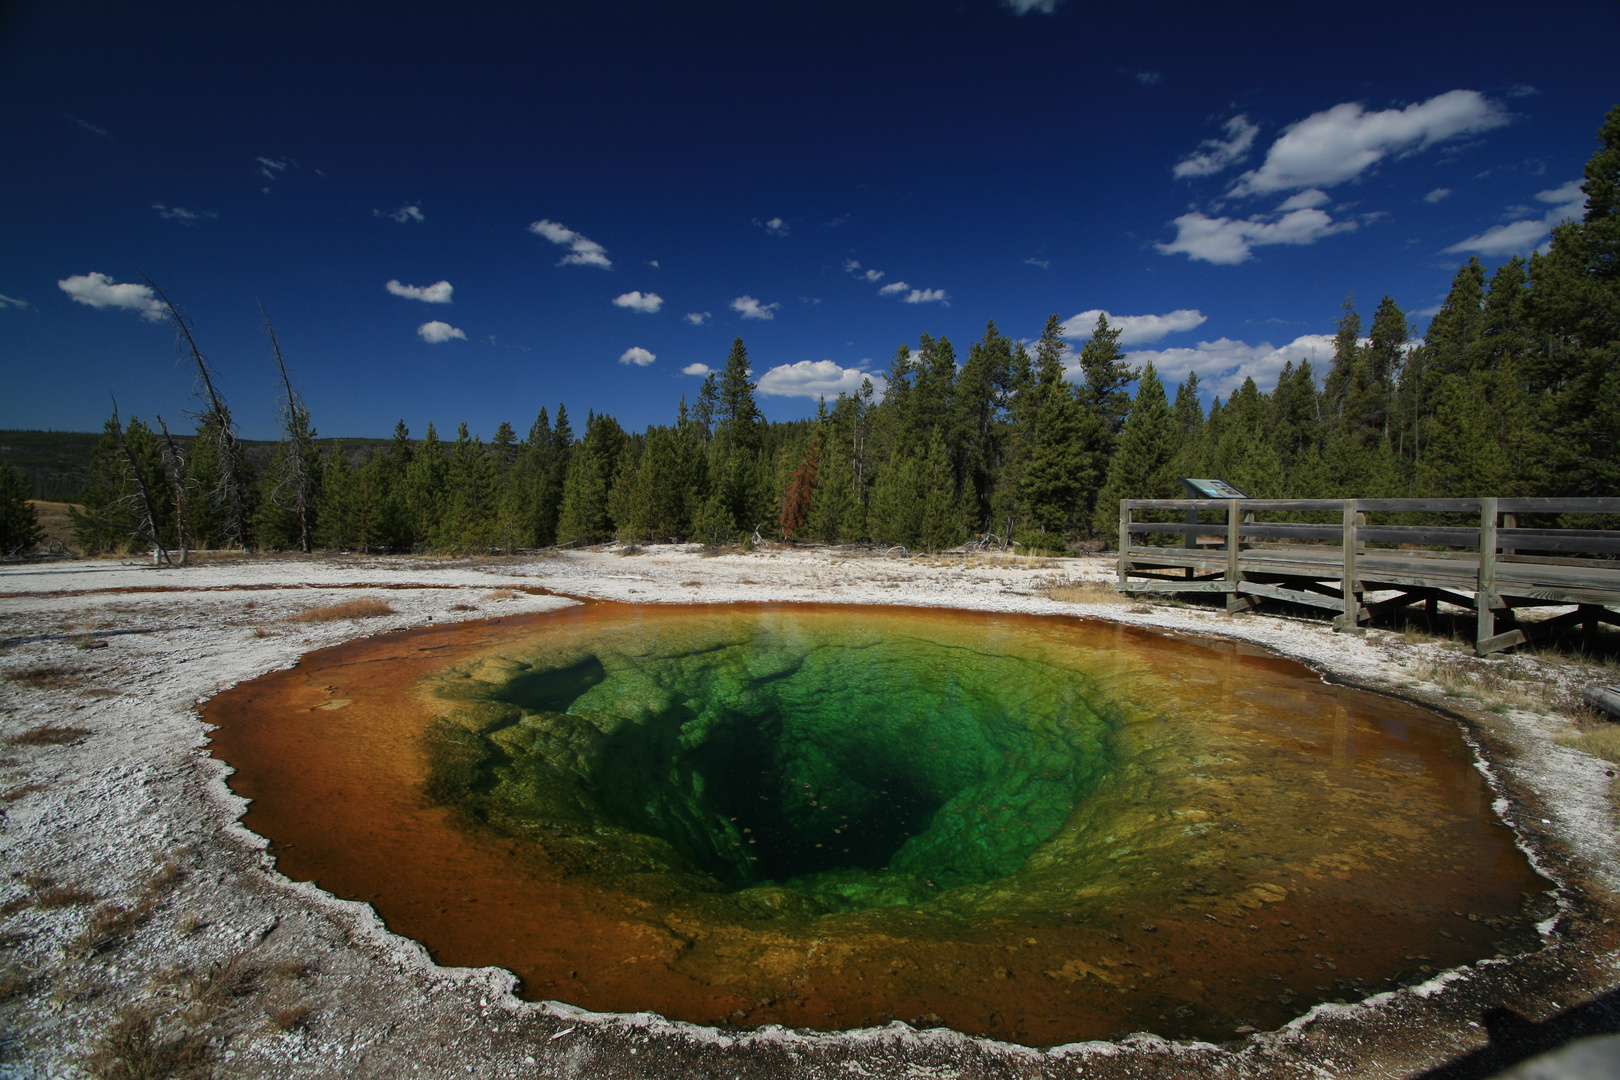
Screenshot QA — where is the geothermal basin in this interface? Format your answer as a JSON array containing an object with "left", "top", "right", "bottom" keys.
[{"left": 206, "top": 602, "right": 1551, "bottom": 1046}]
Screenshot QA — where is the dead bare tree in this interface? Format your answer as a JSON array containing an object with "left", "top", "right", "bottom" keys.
[
  {"left": 154, "top": 414, "right": 189, "bottom": 566},
  {"left": 141, "top": 273, "right": 251, "bottom": 549},
  {"left": 109, "top": 399, "right": 171, "bottom": 567},
  {"left": 261, "top": 306, "right": 316, "bottom": 552}
]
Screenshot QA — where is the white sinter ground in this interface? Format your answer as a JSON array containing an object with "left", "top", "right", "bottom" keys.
[{"left": 2, "top": 545, "right": 1618, "bottom": 1079}]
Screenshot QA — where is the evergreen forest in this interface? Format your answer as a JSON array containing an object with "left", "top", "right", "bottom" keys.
[{"left": 65, "top": 106, "right": 1620, "bottom": 558}]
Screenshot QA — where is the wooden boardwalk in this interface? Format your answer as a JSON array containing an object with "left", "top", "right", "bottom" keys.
[{"left": 1116, "top": 497, "right": 1620, "bottom": 655}]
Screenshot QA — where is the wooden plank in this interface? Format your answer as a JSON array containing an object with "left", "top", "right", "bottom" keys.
[
  {"left": 1239, "top": 523, "right": 1342, "bottom": 542},
  {"left": 1120, "top": 580, "right": 1235, "bottom": 594},
  {"left": 1581, "top": 685, "right": 1620, "bottom": 718},
  {"left": 1497, "top": 497, "right": 1620, "bottom": 514},
  {"left": 1361, "top": 590, "right": 1429, "bottom": 617},
  {"left": 1125, "top": 499, "right": 1229, "bottom": 510},
  {"left": 1356, "top": 498, "right": 1484, "bottom": 512},
  {"left": 1357, "top": 525, "right": 1480, "bottom": 547},
  {"left": 1236, "top": 500, "right": 1346, "bottom": 512},
  {"left": 1495, "top": 530, "right": 1620, "bottom": 555},
  {"left": 1236, "top": 581, "right": 1345, "bottom": 611},
  {"left": 1478, "top": 628, "right": 1528, "bottom": 655},
  {"left": 1342, "top": 500, "right": 1362, "bottom": 632}
]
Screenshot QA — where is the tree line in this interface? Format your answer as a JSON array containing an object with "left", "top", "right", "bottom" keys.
[{"left": 69, "top": 105, "right": 1619, "bottom": 558}]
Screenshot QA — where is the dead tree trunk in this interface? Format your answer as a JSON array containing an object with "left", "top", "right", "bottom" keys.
[
  {"left": 155, "top": 414, "right": 189, "bottom": 566},
  {"left": 142, "top": 273, "right": 251, "bottom": 549},
  {"left": 262, "top": 307, "right": 315, "bottom": 553}
]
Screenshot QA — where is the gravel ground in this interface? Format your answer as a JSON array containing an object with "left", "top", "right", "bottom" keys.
[{"left": 1, "top": 545, "right": 1618, "bottom": 1079}]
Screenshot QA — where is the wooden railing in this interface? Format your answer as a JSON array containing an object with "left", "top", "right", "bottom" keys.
[{"left": 1117, "top": 497, "right": 1620, "bottom": 654}]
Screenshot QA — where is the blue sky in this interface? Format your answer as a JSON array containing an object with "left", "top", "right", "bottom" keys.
[{"left": 2, "top": 0, "right": 1617, "bottom": 441}]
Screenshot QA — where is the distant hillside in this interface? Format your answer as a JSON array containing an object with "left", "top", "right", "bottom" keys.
[{"left": 0, "top": 430, "right": 394, "bottom": 502}]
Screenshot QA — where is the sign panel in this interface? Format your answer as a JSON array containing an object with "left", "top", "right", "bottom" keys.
[{"left": 1180, "top": 478, "right": 1251, "bottom": 499}]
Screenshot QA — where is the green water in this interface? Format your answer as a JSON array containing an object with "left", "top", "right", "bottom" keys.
[{"left": 426, "top": 614, "right": 1115, "bottom": 911}]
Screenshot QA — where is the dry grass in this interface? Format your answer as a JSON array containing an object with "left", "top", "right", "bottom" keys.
[
  {"left": 28, "top": 501, "right": 81, "bottom": 551},
  {"left": 681, "top": 580, "right": 702, "bottom": 588},
  {"left": 0, "top": 782, "right": 47, "bottom": 802},
  {"left": 29, "top": 877, "right": 97, "bottom": 908},
  {"left": 287, "top": 598, "right": 395, "bottom": 623},
  {"left": 448, "top": 603, "right": 478, "bottom": 612},
  {"left": 175, "top": 911, "right": 205, "bottom": 937},
  {"left": 268, "top": 1003, "right": 313, "bottom": 1032},
  {"left": 67, "top": 897, "right": 155, "bottom": 959},
  {"left": 1043, "top": 580, "right": 1132, "bottom": 606},
  {"left": 4, "top": 664, "right": 87, "bottom": 690},
  {"left": 84, "top": 1009, "right": 211, "bottom": 1080},
  {"left": 1412, "top": 655, "right": 1571, "bottom": 715},
  {"left": 484, "top": 589, "right": 520, "bottom": 600},
  {"left": 6, "top": 724, "right": 92, "bottom": 747},
  {"left": 1556, "top": 724, "right": 1620, "bottom": 764}
]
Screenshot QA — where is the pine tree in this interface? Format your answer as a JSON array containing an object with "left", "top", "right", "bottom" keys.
[
  {"left": 1093, "top": 363, "right": 1181, "bottom": 537},
  {"left": 0, "top": 465, "right": 43, "bottom": 555},
  {"left": 1527, "top": 104, "right": 1620, "bottom": 496},
  {"left": 1022, "top": 315, "right": 1088, "bottom": 534},
  {"left": 315, "top": 444, "right": 360, "bottom": 550}
]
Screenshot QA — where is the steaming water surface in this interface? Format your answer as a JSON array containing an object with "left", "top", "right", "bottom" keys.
[{"left": 207, "top": 602, "right": 1551, "bottom": 1045}]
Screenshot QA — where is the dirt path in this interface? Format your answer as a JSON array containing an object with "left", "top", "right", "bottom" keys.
[{"left": 2, "top": 546, "right": 1617, "bottom": 1078}]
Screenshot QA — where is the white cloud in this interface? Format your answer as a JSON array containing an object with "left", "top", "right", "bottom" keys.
[
  {"left": 1506, "top": 84, "right": 1540, "bottom": 98},
  {"left": 619, "top": 346, "right": 656, "bottom": 367},
  {"left": 377, "top": 205, "right": 425, "bottom": 224},
  {"left": 152, "top": 204, "right": 217, "bottom": 224},
  {"left": 386, "top": 279, "right": 453, "bottom": 303},
  {"left": 682, "top": 362, "right": 712, "bottom": 376},
  {"left": 1275, "top": 188, "right": 1330, "bottom": 211},
  {"left": 1173, "top": 115, "right": 1260, "bottom": 179},
  {"left": 1157, "top": 207, "right": 1357, "bottom": 264},
  {"left": 1228, "top": 90, "right": 1509, "bottom": 197},
  {"left": 1001, "top": 0, "right": 1060, "bottom": 13},
  {"left": 647, "top": 259, "right": 659, "bottom": 268},
  {"left": 731, "top": 295, "right": 781, "bottom": 320},
  {"left": 683, "top": 311, "right": 712, "bottom": 326},
  {"left": 1024, "top": 257, "right": 1050, "bottom": 269},
  {"left": 757, "top": 360, "right": 889, "bottom": 400},
  {"left": 1120, "top": 334, "right": 1337, "bottom": 399},
  {"left": 1442, "top": 178, "right": 1586, "bottom": 256},
  {"left": 0, "top": 294, "right": 29, "bottom": 309},
  {"left": 1424, "top": 187, "right": 1453, "bottom": 203},
  {"left": 845, "top": 259, "right": 886, "bottom": 282},
  {"left": 57, "top": 272, "right": 164, "bottom": 321},
  {"left": 1442, "top": 219, "right": 1551, "bottom": 256},
  {"left": 417, "top": 320, "right": 466, "bottom": 344},
  {"left": 878, "top": 281, "right": 909, "bottom": 296},
  {"left": 66, "top": 114, "right": 108, "bottom": 137},
  {"left": 612, "top": 290, "right": 663, "bottom": 313},
  {"left": 528, "top": 219, "right": 612, "bottom": 269},
  {"left": 901, "top": 288, "right": 948, "bottom": 305},
  {"left": 1135, "top": 71, "right": 1162, "bottom": 86},
  {"left": 257, "top": 156, "right": 290, "bottom": 181},
  {"left": 756, "top": 216, "right": 789, "bottom": 236},
  {"left": 1060, "top": 308, "right": 1207, "bottom": 345}
]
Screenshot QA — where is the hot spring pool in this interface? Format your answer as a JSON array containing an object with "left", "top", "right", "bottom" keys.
[{"left": 207, "top": 602, "right": 1551, "bottom": 1045}]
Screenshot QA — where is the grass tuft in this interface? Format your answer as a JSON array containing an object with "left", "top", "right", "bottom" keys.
[
  {"left": 6, "top": 724, "right": 92, "bottom": 747},
  {"left": 1556, "top": 724, "right": 1620, "bottom": 764},
  {"left": 287, "top": 598, "right": 395, "bottom": 623},
  {"left": 28, "top": 877, "right": 97, "bottom": 908},
  {"left": 5, "top": 665, "right": 86, "bottom": 690},
  {"left": 84, "top": 1009, "right": 211, "bottom": 1080},
  {"left": 268, "top": 1003, "right": 313, "bottom": 1032},
  {"left": 1043, "top": 580, "right": 1132, "bottom": 606}
]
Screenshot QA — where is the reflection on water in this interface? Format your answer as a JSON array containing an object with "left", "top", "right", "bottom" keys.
[{"left": 207, "top": 603, "right": 1552, "bottom": 1046}]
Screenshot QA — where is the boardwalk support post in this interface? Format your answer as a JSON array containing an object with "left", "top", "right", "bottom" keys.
[
  {"left": 1118, "top": 502, "right": 1131, "bottom": 590},
  {"left": 1333, "top": 499, "right": 1364, "bottom": 633},
  {"left": 1225, "top": 498, "right": 1258, "bottom": 614}
]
